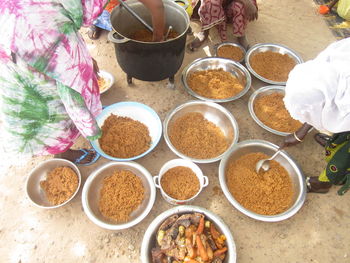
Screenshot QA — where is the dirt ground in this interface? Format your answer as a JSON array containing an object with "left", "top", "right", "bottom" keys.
[{"left": 1, "top": 0, "right": 349, "bottom": 263}]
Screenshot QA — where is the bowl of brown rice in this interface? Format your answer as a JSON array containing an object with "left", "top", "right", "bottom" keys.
[
  {"left": 245, "top": 43, "right": 303, "bottom": 85},
  {"left": 248, "top": 86, "right": 303, "bottom": 136},
  {"left": 154, "top": 158, "right": 209, "bottom": 205},
  {"left": 219, "top": 140, "right": 306, "bottom": 222},
  {"left": 90, "top": 101, "right": 162, "bottom": 161},
  {"left": 215, "top": 42, "right": 246, "bottom": 64},
  {"left": 26, "top": 158, "right": 81, "bottom": 209},
  {"left": 82, "top": 161, "right": 156, "bottom": 230},
  {"left": 163, "top": 100, "right": 239, "bottom": 163},
  {"left": 181, "top": 57, "right": 251, "bottom": 103}
]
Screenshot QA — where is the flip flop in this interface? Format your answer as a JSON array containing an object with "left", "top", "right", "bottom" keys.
[
  {"left": 306, "top": 176, "right": 332, "bottom": 194},
  {"left": 74, "top": 148, "right": 101, "bottom": 166}
]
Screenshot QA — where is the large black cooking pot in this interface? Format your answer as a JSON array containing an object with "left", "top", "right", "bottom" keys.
[{"left": 108, "top": 0, "right": 190, "bottom": 85}]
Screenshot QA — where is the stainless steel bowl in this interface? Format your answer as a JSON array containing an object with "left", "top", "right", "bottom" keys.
[
  {"left": 248, "top": 85, "right": 291, "bottom": 136},
  {"left": 181, "top": 57, "right": 251, "bottom": 103},
  {"left": 245, "top": 43, "right": 303, "bottom": 85},
  {"left": 26, "top": 158, "right": 81, "bottom": 209},
  {"left": 214, "top": 42, "right": 246, "bottom": 64},
  {"left": 82, "top": 161, "right": 156, "bottom": 230},
  {"left": 140, "top": 205, "right": 237, "bottom": 263},
  {"left": 219, "top": 140, "right": 306, "bottom": 222},
  {"left": 163, "top": 100, "right": 239, "bottom": 163}
]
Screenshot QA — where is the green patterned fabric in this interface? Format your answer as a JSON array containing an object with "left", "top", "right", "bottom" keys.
[{"left": 324, "top": 132, "right": 350, "bottom": 195}]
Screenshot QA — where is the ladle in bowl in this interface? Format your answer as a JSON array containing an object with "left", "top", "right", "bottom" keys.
[{"left": 255, "top": 148, "right": 283, "bottom": 173}]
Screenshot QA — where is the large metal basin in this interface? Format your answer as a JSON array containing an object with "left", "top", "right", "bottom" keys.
[{"left": 219, "top": 140, "right": 306, "bottom": 222}]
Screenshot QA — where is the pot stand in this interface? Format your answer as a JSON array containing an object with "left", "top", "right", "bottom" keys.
[{"left": 126, "top": 74, "right": 175, "bottom": 89}]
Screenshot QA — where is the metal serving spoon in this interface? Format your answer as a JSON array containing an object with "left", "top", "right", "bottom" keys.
[
  {"left": 119, "top": 0, "right": 153, "bottom": 32},
  {"left": 255, "top": 148, "right": 282, "bottom": 173}
]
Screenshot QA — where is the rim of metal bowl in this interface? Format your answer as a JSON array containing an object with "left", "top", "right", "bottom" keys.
[
  {"left": 181, "top": 57, "right": 252, "bottom": 103},
  {"left": 81, "top": 161, "right": 156, "bottom": 230},
  {"left": 218, "top": 139, "right": 306, "bottom": 222},
  {"left": 90, "top": 101, "right": 163, "bottom": 161},
  {"left": 248, "top": 85, "right": 292, "bottom": 136},
  {"left": 163, "top": 100, "right": 240, "bottom": 163},
  {"left": 140, "top": 205, "right": 237, "bottom": 263},
  {"left": 245, "top": 43, "right": 303, "bottom": 85},
  {"left": 214, "top": 42, "right": 246, "bottom": 64},
  {"left": 26, "top": 158, "right": 82, "bottom": 209}
]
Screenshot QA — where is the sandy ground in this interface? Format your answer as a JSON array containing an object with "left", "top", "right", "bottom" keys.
[{"left": 1, "top": 0, "right": 349, "bottom": 263}]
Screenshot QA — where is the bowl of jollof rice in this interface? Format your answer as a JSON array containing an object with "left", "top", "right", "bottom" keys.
[
  {"left": 182, "top": 57, "right": 251, "bottom": 103},
  {"left": 245, "top": 43, "right": 303, "bottom": 85},
  {"left": 219, "top": 140, "right": 306, "bottom": 222},
  {"left": 90, "top": 102, "right": 162, "bottom": 161},
  {"left": 82, "top": 161, "right": 156, "bottom": 230},
  {"left": 215, "top": 42, "right": 246, "bottom": 63},
  {"left": 163, "top": 100, "right": 239, "bottom": 163},
  {"left": 248, "top": 86, "right": 303, "bottom": 136}
]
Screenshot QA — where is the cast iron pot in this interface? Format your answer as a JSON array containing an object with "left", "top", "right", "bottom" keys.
[{"left": 109, "top": 0, "right": 190, "bottom": 85}]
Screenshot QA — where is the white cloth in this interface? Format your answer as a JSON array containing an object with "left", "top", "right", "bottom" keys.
[{"left": 284, "top": 38, "right": 350, "bottom": 134}]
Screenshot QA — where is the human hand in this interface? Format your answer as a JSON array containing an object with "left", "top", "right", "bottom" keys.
[
  {"left": 242, "top": 0, "right": 258, "bottom": 21},
  {"left": 152, "top": 30, "right": 165, "bottom": 42}
]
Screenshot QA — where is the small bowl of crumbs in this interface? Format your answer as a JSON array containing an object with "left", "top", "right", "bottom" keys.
[
  {"left": 248, "top": 86, "right": 303, "bottom": 136},
  {"left": 215, "top": 42, "right": 246, "bottom": 64},
  {"left": 82, "top": 161, "right": 156, "bottom": 230},
  {"left": 98, "top": 70, "right": 115, "bottom": 94},
  {"left": 182, "top": 57, "right": 251, "bottom": 103},
  {"left": 90, "top": 101, "right": 162, "bottom": 161},
  {"left": 153, "top": 158, "right": 209, "bottom": 205},
  {"left": 26, "top": 158, "right": 81, "bottom": 209}
]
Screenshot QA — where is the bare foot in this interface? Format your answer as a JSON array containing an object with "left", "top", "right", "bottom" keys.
[
  {"left": 87, "top": 25, "right": 103, "bottom": 40},
  {"left": 56, "top": 149, "right": 100, "bottom": 166},
  {"left": 237, "top": 35, "right": 249, "bottom": 50},
  {"left": 187, "top": 30, "right": 209, "bottom": 52}
]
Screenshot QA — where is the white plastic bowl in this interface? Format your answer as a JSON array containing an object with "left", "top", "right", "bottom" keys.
[{"left": 98, "top": 70, "right": 115, "bottom": 94}]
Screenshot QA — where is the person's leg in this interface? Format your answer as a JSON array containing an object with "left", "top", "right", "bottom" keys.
[
  {"left": 228, "top": 0, "right": 255, "bottom": 50},
  {"left": 314, "top": 133, "right": 332, "bottom": 147},
  {"left": 56, "top": 148, "right": 100, "bottom": 165},
  {"left": 188, "top": 30, "right": 210, "bottom": 51},
  {"left": 187, "top": 0, "right": 226, "bottom": 51},
  {"left": 228, "top": 1, "right": 248, "bottom": 49}
]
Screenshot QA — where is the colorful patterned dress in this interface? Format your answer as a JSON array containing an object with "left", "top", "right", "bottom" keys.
[
  {"left": 0, "top": 0, "right": 107, "bottom": 156},
  {"left": 191, "top": 0, "right": 257, "bottom": 41},
  {"left": 93, "top": 0, "right": 120, "bottom": 31}
]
